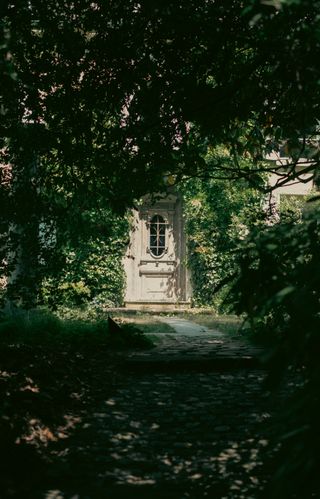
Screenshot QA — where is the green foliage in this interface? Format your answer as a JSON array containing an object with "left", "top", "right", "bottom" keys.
[
  {"left": 40, "top": 208, "right": 130, "bottom": 309},
  {"left": 180, "top": 148, "right": 264, "bottom": 309},
  {"left": 279, "top": 193, "right": 314, "bottom": 222},
  {"left": 228, "top": 203, "right": 320, "bottom": 498},
  {"left": 0, "top": 308, "right": 152, "bottom": 350},
  {"left": 2, "top": 0, "right": 320, "bottom": 307},
  {"left": 1, "top": 1, "right": 320, "bottom": 493},
  {"left": 3, "top": 0, "right": 320, "bottom": 208}
]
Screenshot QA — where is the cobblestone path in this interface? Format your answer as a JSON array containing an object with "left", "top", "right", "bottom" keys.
[
  {"left": 44, "top": 318, "right": 279, "bottom": 499},
  {"left": 126, "top": 316, "right": 264, "bottom": 370}
]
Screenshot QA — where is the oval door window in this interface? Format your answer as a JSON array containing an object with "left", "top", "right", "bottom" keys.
[{"left": 149, "top": 214, "right": 166, "bottom": 257}]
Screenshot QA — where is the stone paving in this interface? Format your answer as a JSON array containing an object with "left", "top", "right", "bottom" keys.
[
  {"left": 42, "top": 317, "right": 281, "bottom": 499},
  {"left": 48, "top": 372, "right": 276, "bottom": 499},
  {"left": 125, "top": 317, "right": 265, "bottom": 370}
]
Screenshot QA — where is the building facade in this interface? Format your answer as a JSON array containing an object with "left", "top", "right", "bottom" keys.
[
  {"left": 123, "top": 191, "right": 191, "bottom": 310},
  {"left": 123, "top": 153, "right": 315, "bottom": 310}
]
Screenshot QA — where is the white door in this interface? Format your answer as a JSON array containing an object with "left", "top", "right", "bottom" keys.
[
  {"left": 138, "top": 211, "right": 177, "bottom": 302},
  {"left": 124, "top": 193, "right": 188, "bottom": 306}
]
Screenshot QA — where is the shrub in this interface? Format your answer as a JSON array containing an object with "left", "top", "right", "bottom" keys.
[
  {"left": 0, "top": 308, "right": 152, "bottom": 350},
  {"left": 228, "top": 203, "right": 320, "bottom": 498},
  {"left": 180, "top": 154, "right": 263, "bottom": 310},
  {"left": 40, "top": 208, "right": 129, "bottom": 309}
]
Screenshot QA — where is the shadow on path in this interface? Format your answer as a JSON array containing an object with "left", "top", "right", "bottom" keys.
[{"left": 28, "top": 317, "right": 282, "bottom": 499}]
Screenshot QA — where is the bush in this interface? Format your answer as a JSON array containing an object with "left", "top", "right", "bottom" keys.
[
  {"left": 40, "top": 208, "right": 130, "bottom": 309},
  {"left": 0, "top": 308, "right": 152, "bottom": 350},
  {"left": 228, "top": 203, "right": 320, "bottom": 498},
  {"left": 179, "top": 150, "right": 263, "bottom": 309}
]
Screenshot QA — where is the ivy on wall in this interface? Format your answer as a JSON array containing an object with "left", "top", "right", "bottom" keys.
[
  {"left": 39, "top": 147, "right": 266, "bottom": 312},
  {"left": 41, "top": 209, "right": 130, "bottom": 309},
  {"left": 180, "top": 149, "right": 264, "bottom": 310}
]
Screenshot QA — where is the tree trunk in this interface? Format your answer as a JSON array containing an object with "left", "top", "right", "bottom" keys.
[{"left": 4, "top": 145, "right": 40, "bottom": 312}]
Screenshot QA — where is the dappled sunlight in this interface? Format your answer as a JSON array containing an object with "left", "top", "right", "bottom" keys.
[
  {"left": 0, "top": 336, "right": 122, "bottom": 497},
  {"left": 45, "top": 491, "right": 65, "bottom": 499},
  {"left": 0, "top": 315, "right": 283, "bottom": 497},
  {"left": 20, "top": 382, "right": 40, "bottom": 393},
  {"left": 111, "top": 432, "right": 139, "bottom": 442},
  {"left": 20, "top": 419, "right": 58, "bottom": 446},
  {"left": 58, "top": 414, "right": 83, "bottom": 437},
  {"left": 125, "top": 476, "right": 157, "bottom": 485},
  {"left": 0, "top": 369, "right": 15, "bottom": 379},
  {"left": 105, "top": 398, "right": 116, "bottom": 406},
  {"left": 36, "top": 370, "right": 276, "bottom": 497},
  {"left": 90, "top": 428, "right": 270, "bottom": 496},
  {"left": 1, "top": 0, "right": 319, "bottom": 495},
  {"left": 18, "top": 414, "right": 83, "bottom": 448}
]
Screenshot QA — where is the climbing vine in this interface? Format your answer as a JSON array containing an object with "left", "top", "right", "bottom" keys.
[
  {"left": 40, "top": 147, "right": 265, "bottom": 312},
  {"left": 180, "top": 148, "right": 264, "bottom": 310},
  {"left": 41, "top": 208, "right": 130, "bottom": 309}
]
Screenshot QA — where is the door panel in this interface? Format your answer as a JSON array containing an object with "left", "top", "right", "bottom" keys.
[
  {"left": 124, "top": 193, "right": 186, "bottom": 305},
  {"left": 139, "top": 260, "right": 176, "bottom": 301},
  {"left": 141, "top": 274, "right": 174, "bottom": 301}
]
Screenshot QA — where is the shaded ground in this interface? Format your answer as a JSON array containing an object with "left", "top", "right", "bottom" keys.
[
  {"left": 43, "top": 370, "right": 275, "bottom": 499},
  {"left": 117, "top": 314, "right": 177, "bottom": 335},
  {"left": 0, "top": 341, "right": 123, "bottom": 498},
  {"left": 125, "top": 316, "right": 263, "bottom": 370},
  {"left": 0, "top": 315, "right": 287, "bottom": 498}
]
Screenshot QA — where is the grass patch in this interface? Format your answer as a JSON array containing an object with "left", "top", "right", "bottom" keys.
[
  {"left": 112, "top": 313, "right": 176, "bottom": 335},
  {"left": 181, "top": 313, "right": 242, "bottom": 336},
  {"left": 0, "top": 314, "right": 127, "bottom": 497},
  {"left": 0, "top": 308, "right": 152, "bottom": 350},
  {"left": 110, "top": 311, "right": 242, "bottom": 337}
]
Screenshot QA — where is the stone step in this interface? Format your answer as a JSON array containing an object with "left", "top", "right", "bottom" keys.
[{"left": 123, "top": 355, "right": 264, "bottom": 372}]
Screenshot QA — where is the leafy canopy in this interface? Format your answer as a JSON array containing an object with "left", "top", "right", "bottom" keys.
[{"left": 2, "top": 0, "right": 320, "bottom": 200}]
